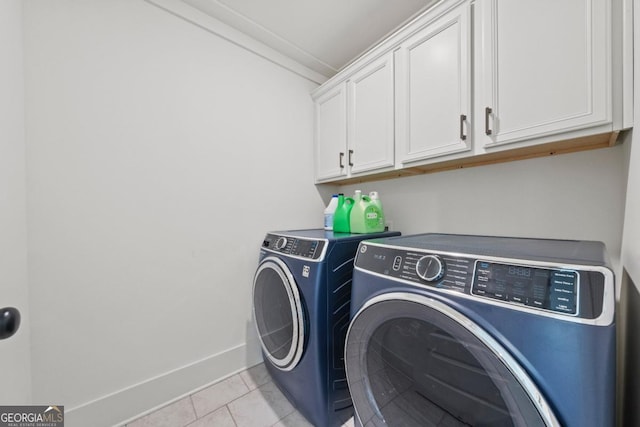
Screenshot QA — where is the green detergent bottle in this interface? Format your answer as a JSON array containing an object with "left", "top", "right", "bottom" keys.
[
  {"left": 349, "top": 190, "right": 385, "bottom": 233},
  {"left": 350, "top": 190, "right": 385, "bottom": 233},
  {"left": 369, "top": 191, "right": 386, "bottom": 231},
  {"left": 332, "top": 193, "right": 354, "bottom": 233}
]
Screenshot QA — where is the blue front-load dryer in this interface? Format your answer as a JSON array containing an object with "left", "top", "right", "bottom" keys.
[
  {"left": 252, "top": 229, "right": 400, "bottom": 427},
  {"left": 345, "top": 233, "right": 615, "bottom": 427}
]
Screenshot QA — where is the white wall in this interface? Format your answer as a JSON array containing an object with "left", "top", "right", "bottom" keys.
[
  {"left": 0, "top": 0, "right": 31, "bottom": 404},
  {"left": 341, "top": 145, "right": 627, "bottom": 268},
  {"left": 619, "top": 4, "right": 640, "bottom": 425},
  {"left": 622, "top": 5, "right": 640, "bottom": 288},
  {"left": 22, "top": 0, "right": 322, "bottom": 424}
]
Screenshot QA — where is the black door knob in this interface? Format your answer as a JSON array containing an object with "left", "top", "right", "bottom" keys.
[{"left": 0, "top": 307, "right": 21, "bottom": 340}]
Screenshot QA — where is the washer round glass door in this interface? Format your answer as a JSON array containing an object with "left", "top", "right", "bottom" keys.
[
  {"left": 253, "top": 256, "right": 305, "bottom": 371},
  {"left": 345, "top": 293, "right": 560, "bottom": 427}
]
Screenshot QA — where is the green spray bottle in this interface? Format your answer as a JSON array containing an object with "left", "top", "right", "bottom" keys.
[{"left": 332, "top": 193, "right": 354, "bottom": 233}]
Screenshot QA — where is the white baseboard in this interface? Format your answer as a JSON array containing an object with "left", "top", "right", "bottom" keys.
[{"left": 65, "top": 341, "right": 263, "bottom": 427}]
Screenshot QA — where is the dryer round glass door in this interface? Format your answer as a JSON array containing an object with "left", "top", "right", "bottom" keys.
[
  {"left": 345, "top": 293, "right": 560, "bottom": 427},
  {"left": 253, "top": 257, "right": 305, "bottom": 371}
]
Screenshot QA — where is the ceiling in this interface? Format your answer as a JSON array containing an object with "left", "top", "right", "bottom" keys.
[{"left": 180, "top": 0, "right": 439, "bottom": 78}]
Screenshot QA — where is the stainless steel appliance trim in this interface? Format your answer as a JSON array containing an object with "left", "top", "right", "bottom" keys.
[{"left": 252, "top": 256, "right": 305, "bottom": 371}]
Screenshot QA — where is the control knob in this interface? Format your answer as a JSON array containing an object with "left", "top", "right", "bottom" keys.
[
  {"left": 416, "top": 255, "right": 445, "bottom": 282},
  {"left": 275, "top": 237, "right": 288, "bottom": 250}
]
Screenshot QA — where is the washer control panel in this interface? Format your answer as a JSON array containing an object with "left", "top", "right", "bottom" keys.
[
  {"left": 262, "top": 233, "right": 326, "bottom": 260},
  {"left": 358, "top": 246, "right": 473, "bottom": 294},
  {"left": 472, "top": 261, "right": 577, "bottom": 315},
  {"left": 355, "top": 242, "right": 606, "bottom": 319}
]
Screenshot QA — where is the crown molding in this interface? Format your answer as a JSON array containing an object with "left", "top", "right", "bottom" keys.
[{"left": 145, "top": 0, "right": 329, "bottom": 85}]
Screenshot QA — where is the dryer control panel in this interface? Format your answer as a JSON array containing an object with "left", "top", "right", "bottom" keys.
[
  {"left": 472, "top": 261, "right": 577, "bottom": 315},
  {"left": 262, "top": 233, "right": 326, "bottom": 260},
  {"left": 355, "top": 242, "right": 607, "bottom": 320}
]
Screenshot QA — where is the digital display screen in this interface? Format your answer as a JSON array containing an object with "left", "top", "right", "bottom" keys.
[
  {"left": 507, "top": 266, "right": 531, "bottom": 277},
  {"left": 291, "top": 239, "right": 319, "bottom": 258},
  {"left": 473, "top": 261, "right": 577, "bottom": 315}
]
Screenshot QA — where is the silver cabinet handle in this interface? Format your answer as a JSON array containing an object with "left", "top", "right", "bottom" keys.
[
  {"left": 348, "top": 150, "right": 354, "bottom": 167},
  {"left": 460, "top": 114, "right": 467, "bottom": 141},
  {"left": 339, "top": 152, "right": 344, "bottom": 169},
  {"left": 485, "top": 107, "right": 493, "bottom": 135}
]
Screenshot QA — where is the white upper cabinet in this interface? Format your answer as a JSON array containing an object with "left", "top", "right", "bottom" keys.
[
  {"left": 397, "top": 1, "right": 471, "bottom": 164},
  {"left": 347, "top": 53, "right": 395, "bottom": 175},
  {"left": 476, "top": 0, "right": 611, "bottom": 148},
  {"left": 314, "top": 53, "right": 394, "bottom": 182},
  {"left": 315, "top": 84, "right": 347, "bottom": 181},
  {"left": 311, "top": 0, "right": 630, "bottom": 183}
]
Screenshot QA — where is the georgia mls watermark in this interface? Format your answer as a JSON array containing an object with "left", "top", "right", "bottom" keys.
[{"left": 0, "top": 406, "right": 63, "bottom": 427}]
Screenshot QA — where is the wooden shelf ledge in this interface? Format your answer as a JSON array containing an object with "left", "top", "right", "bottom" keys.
[{"left": 321, "top": 131, "right": 621, "bottom": 186}]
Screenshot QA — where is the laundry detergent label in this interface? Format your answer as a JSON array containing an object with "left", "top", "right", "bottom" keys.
[{"left": 364, "top": 206, "right": 382, "bottom": 231}]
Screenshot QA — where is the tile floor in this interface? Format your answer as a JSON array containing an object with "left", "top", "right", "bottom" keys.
[{"left": 124, "top": 363, "right": 355, "bottom": 427}]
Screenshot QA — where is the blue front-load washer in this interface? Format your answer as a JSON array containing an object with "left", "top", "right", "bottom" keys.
[
  {"left": 252, "top": 229, "right": 400, "bottom": 427},
  {"left": 345, "top": 233, "right": 615, "bottom": 427}
]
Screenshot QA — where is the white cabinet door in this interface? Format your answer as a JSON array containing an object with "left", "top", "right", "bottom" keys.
[
  {"left": 348, "top": 53, "right": 395, "bottom": 175},
  {"left": 397, "top": 1, "right": 471, "bottom": 164},
  {"left": 314, "top": 84, "right": 347, "bottom": 181},
  {"left": 477, "top": 0, "right": 611, "bottom": 148}
]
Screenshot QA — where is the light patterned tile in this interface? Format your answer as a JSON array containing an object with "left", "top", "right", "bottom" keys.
[
  {"left": 239, "top": 363, "right": 271, "bottom": 391},
  {"left": 187, "top": 406, "right": 236, "bottom": 427},
  {"left": 342, "top": 416, "right": 355, "bottom": 427},
  {"left": 228, "top": 381, "right": 294, "bottom": 427},
  {"left": 191, "top": 374, "right": 249, "bottom": 418},
  {"left": 271, "top": 410, "right": 313, "bottom": 427},
  {"left": 127, "top": 397, "right": 196, "bottom": 427}
]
